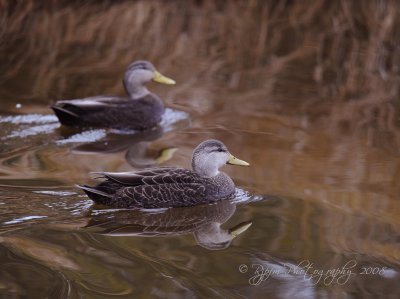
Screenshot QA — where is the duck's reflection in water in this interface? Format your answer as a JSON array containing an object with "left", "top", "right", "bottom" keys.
[
  {"left": 85, "top": 199, "right": 252, "bottom": 250},
  {"left": 56, "top": 107, "right": 190, "bottom": 168},
  {"left": 61, "top": 126, "right": 178, "bottom": 168}
]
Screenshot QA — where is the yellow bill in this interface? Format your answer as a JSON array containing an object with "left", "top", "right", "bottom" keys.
[
  {"left": 155, "top": 147, "right": 178, "bottom": 164},
  {"left": 227, "top": 154, "right": 250, "bottom": 166},
  {"left": 229, "top": 221, "right": 253, "bottom": 238},
  {"left": 153, "top": 70, "right": 176, "bottom": 85}
]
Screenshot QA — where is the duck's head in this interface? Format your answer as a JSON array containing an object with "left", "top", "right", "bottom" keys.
[
  {"left": 191, "top": 139, "right": 250, "bottom": 177},
  {"left": 123, "top": 60, "right": 175, "bottom": 98}
]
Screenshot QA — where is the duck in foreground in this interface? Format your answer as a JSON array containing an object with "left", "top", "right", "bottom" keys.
[
  {"left": 51, "top": 60, "right": 175, "bottom": 130},
  {"left": 78, "top": 139, "right": 250, "bottom": 208}
]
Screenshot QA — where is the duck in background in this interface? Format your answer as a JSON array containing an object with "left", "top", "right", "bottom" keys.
[{"left": 51, "top": 60, "right": 175, "bottom": 130}]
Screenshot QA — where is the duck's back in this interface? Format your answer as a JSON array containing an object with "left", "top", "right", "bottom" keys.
[
  {"left": 80, "top": 168, "right": 236, "bottom": 208},
  {"left": 52, "top": 94, "right": 164, "bottom": 130}
]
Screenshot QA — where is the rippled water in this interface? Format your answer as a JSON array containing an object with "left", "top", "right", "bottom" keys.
[
  {"left": 1, "top": 99, "right": 399, "bottom": 298},
  {"left": 2, "top": 2, "right": 400, "bottom": 298}
]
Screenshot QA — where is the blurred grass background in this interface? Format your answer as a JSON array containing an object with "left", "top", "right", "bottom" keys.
[
  {"left": 1, "top": 0, "right": 400, "bottom": 121},
  {"left": 1, "top": 0, "right": 400, "bottom": 160}
]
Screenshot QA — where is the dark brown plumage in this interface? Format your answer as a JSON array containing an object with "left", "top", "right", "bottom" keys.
[
  {"left": 51, "top": 60, "right": 175, "bottom": 130},
  {"left": 51, "top": 95, "right": 164, "bottom": 130},
  {"left": 79, "top": 167, "right": 235, "bottom": 208},
  {"left": 78, "top": 139, "right": 250, "bottom": 209}
]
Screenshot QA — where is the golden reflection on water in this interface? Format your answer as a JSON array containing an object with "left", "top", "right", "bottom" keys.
[{"left": 1, "top": 0, "right": 400, "bottom": 298}]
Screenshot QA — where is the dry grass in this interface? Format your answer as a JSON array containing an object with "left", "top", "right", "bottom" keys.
[{"left": 1, "top": 0, "right": 400, "bottom": 134}]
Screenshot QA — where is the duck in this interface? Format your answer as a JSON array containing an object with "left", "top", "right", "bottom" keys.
[
  {"left": 51, "top": 60, "right": 175, "bottom": 130},
  {"left": 78, "top": 139, "right": 250, "bottom": 208}
]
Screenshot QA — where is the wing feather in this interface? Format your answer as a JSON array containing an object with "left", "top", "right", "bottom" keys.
[
  {"left": 52, "top": 94, "right": 164, "bottom": 129},
  {"left": 115, "top": 183, "right": 208, "bottom": 208},
  {"left": 96, "top": 168, "right": 197, "bottom": 186}
]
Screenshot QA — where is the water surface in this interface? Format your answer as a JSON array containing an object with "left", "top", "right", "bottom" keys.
[
  {"left": 1, "top": 96, "right": 399, "bottom": 298},
  {"left": 1, "top": 1, "right": 400, "bottom": 298}
]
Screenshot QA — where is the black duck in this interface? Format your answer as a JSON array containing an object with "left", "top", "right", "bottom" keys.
[
  {"left": 78, "top": 139, "right": 250, "bottom": 208},
  {"left": 51, "top": 60, "right": 175, "bottom": 130}
]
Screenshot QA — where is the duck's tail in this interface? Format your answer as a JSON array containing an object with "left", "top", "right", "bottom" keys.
[
  {"left": 51, "top": 105, "right": 80, "bottom": 126},
  {"left": 76, "top": 184, "right": 113, "bottom": 205}
]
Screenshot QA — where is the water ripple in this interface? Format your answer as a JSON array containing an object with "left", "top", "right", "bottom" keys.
[
  {"left": 4, "top": 123, "right": 60, "bottom": 139},
  {"left": 0, "top": 114, "right": 58, "bottom": 124},
  {"left": 56, "top": 129, "right": 107, "bottom": 144},
  {"left": 3, "top": 215, "right": 48, "bottom": 225}
]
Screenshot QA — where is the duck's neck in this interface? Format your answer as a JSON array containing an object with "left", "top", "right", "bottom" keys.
[
  {"left": 192, "top": 157, "right": 220, "bottom": 178},
  {"left": 123, "top": 80, "right": 150, "bottom": 99}
]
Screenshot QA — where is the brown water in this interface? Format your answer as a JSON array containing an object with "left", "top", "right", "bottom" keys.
[{"left": 1, "top": 1, "right": 400, "bottom": 298}]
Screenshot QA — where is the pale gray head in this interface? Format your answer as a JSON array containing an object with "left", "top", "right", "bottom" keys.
[
  {"left": 123, "top": 60, "right": 175, "bottom": 99},
  {"left": 191, "top": 139, "right": 249, "bottom": 177}
]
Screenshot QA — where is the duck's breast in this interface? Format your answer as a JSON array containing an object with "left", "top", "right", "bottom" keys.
[{"left": 205, "top": 172, "right": 235, "bottom": 200}]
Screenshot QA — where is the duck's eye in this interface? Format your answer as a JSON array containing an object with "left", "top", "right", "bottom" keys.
[{"left": 217, "top": 148, "right": 225, "bottom": 152}]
